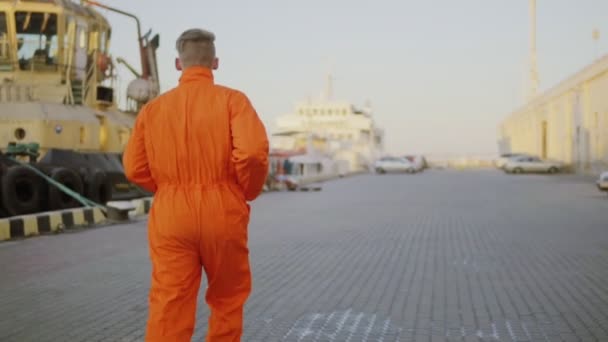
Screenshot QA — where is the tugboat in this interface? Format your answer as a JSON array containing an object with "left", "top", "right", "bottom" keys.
[{"left": 0, "top": 0, "right": 160, "bottom": 217}]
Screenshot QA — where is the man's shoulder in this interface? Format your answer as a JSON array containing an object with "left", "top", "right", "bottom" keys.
[
  {"left": 140, "top": 85, "right": 251, "bottom": 114},
  {"left": 222, "top": 86, "right": 257, "bottom": 110},
  {"left": 153, "top": 87, "right": 180, "bottom": 104},
  {"left": 139, "top": 88, "right": 179, "bottom": 114},
  {"left": 214, "top": 84, "right": 249, "bottom": 99}
]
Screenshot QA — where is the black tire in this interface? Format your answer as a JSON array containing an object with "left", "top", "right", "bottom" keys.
[
  {"left": 48, "top": 167, "right": 85, "bottom": 210},
  {"left": 84, "top": 169, "right": 112, "bottom": 204},
  {"left": 513, "top": 168, "right": 524, "bottom": 174},
  {"left": 376, "top": 168, "right": 386, "bottom": 174},
  {"left": 0, "top": 170, "right": 3, "bottom": 217},
  {"left": 1, "top": 165, "right": 45, "bottom": 216},
  {"left": 548, "top": 167, "right": 559, "bottom": 174}
]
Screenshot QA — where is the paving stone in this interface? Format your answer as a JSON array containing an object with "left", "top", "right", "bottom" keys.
[{"left": 0, "top": 171, "right": 607, "bottom": 341}]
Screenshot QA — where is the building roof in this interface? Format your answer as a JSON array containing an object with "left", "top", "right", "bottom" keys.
[{"left": 507, "top": 53, "right": 608, "bottom": 118}]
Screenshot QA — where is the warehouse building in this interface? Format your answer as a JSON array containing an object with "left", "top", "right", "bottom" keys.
[{"left": 499, "top": 55, "right": 608, "bottom": 174}]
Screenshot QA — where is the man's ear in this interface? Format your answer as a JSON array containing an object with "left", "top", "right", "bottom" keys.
[
  {"left": 175, "top": 58, "right": 183, "bottom": 71},
  {"left": 212, "top": 57, "right": 219, "bottom": 70}
]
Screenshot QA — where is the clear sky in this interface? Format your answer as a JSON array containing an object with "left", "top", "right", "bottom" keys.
[{"left": 99, "top": 0, "right": 608, "bottom": 156}]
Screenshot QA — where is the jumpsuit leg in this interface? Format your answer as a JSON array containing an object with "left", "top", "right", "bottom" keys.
[
  {"left": 145, "top": 209, "right": 203, "bottom": 342},
  {"left": 200, "top": 193, "right": 252, "bottom": 341}
]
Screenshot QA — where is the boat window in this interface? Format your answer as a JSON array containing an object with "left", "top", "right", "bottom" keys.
[
  {"left": 15, "top": 11, "right": 59, "bottom": 71},
  {"left": 78, "top": 27, "right": 86, "bottom": 49},
  {"left": 63, "top": 18, "right": 71, "bottom": 56},
  {"left": 0, "top": 12, "right": 11, "bottom": 69},
  {"left": 88, "top": 31, "right": 97, "bottom": 53}
]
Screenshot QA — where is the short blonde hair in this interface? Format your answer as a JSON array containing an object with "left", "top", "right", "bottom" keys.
[{"left": 176, "top": 29, "right": 216, "bottom": 68}]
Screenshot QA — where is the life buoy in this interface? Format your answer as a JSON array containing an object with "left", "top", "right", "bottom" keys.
[{"left": 97, "top": 52, "right": 110, "bottom": 74}]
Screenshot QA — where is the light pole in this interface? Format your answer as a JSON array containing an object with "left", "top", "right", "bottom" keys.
[
  {"left": 528, "top": 0, "right": 539, "bottom": 100},
  {"left": 593, "top": 28, "right": 601, "bottom": 60}
]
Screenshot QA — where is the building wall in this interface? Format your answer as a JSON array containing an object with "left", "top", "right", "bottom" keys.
[{"left": 500, "top": 56, "right": 608, "bottom": 174}]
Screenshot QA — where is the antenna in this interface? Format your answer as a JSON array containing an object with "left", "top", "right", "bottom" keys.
[
  {"left": 321, "top": 57, "right": 335, "bottom": 101},
  {"left": 593, "top": 28, "right": 601, "bottom": 60},
  {"left": 324, "top": 73, "right": 333, "bottom": 101}
]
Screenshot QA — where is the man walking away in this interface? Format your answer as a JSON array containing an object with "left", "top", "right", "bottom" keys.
[{"left": 123, "top": 28, "right": 269, "bottom": 342}]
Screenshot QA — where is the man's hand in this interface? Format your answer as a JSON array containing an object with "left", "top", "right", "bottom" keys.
[
  {"left": 229, "top": 91, "right": 269, "bottom": 201},
  {"left": 123, "top": 106, "right": 157, "bottom": 193}
]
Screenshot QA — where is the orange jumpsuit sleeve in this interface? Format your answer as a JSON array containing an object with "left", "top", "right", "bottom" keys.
[
  {"left": 123, "top": 106, "right": 157, "bottom": 193},
  {"left": 229, "top": 91, "right": 269, "bottom": 201}
]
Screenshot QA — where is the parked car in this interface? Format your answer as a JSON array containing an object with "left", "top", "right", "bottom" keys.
[
  {"left": 597, "top": 172, "right": 608, "bottom": 194},
  {"left": 503, "top": 156, "right": 563, "bottom": 174},
  {"left": 494, "top": 153, "right": 532, "bottom": 169},
  {"left": 374, "top": 157, "right": 416, "bottom": 174}
]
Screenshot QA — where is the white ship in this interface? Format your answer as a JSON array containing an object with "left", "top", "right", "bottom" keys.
[{"left": 270, "top": 77, "right": 384, "bottom": 176}]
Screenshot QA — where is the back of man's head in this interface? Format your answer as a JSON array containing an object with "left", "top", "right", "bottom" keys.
[{"left": 176, "top": 29, "right": 217, "bottom": 69}]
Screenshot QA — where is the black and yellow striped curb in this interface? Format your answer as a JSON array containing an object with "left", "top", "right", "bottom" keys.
[
  {"left": 0, "top": 207, "right": 106, "bottom": 241},
  {"left": 0, "top": 197, "right": 154, "bottom": 242}
]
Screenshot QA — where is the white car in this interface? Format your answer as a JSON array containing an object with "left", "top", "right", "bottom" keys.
[
  {"left": 494, "top": 153, "right": 532, "bottom": 169},
  {"left": 374, "top": 157, "right": 416, "bottom": 174},
  {"left": 503, "top": 156, "right": 563, "bottom": 174},
  {"left": 597, "top": 172, "right": 608, "bottom": 194}
]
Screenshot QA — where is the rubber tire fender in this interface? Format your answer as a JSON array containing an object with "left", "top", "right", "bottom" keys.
[
  {"left": 0, "top": 183, "right": 6, "bottom": 217},
  {"left": 84, "top": 169, "right": 112, "bottom": 204},
  {"left": 48, "top": 167, "right": 85, "bottom": 210},
  {"left": 1, "top": 165, "right": 45, "bottom": 216}
]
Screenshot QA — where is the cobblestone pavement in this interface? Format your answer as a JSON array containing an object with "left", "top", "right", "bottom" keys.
[{"left": 1, "top": 170, "right": 608, "bottom": 341}]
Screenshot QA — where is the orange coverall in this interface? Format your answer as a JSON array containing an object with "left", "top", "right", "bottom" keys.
[{"left": 123, "top": 66, "right": 269, "bottom": 341}]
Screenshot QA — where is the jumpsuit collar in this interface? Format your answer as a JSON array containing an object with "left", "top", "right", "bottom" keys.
[{"left": 179, "top": 66, "right": 214, "bottom": 84}]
